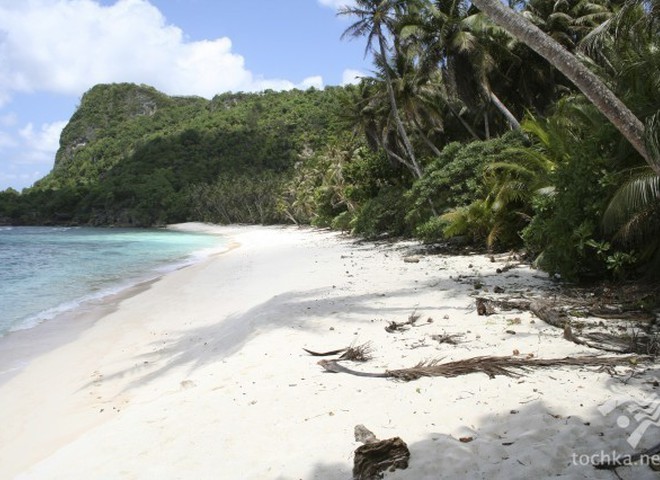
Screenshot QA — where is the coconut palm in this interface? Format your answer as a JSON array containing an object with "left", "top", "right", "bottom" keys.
[
  {"left": 339, "top": 0, "right": 424, "bottom": 178},
  {"left": 400, "top": 0, "right": 522, "bottom": 134},
  {"left": 577, "top": 0, "right": 660, "bottom": 274},
  {"left": 602, "top": 113, "right": 660, "bottom": 276},
  {"left": 470, "top": 0, "right": 655, "bottom": 172},
  {"left": 523, "top": 0, "right": 614, "bottom": 51}
]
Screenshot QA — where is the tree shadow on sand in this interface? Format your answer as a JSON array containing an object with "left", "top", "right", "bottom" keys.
[
  {"left": 305, "top": 396, "right": 659, "bottom": 480},
  {"left": 90, "top": 281, "right": 462, "bottom": 391},
  {"left": 82, "top": 253, "right": 552, "bottom": 394}
]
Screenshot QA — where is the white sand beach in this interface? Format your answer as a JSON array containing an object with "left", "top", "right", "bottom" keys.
[{"left": 0, "top": 224, "right": 656, "bottom": 479}]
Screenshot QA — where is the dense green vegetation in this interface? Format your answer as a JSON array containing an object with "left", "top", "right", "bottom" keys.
[{"left": 1, "top": 0, "right": 658, "bottom": 282}]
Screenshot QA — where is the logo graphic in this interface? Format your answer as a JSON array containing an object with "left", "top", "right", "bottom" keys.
[{"left": 598, "top": 393, "right": 660, "bottom": 448}]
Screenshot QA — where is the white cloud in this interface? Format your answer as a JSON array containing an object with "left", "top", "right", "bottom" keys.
[
  {"left": 341, "top": 69, "right": 366, "bottom": 85},
  {"left": 299, "top": 76, "right": 324, "bottom": 90},
  {"left": 318, "top": 0, "right": 356, "bottom": 10},
  {"left": 0, "top": 170, "right": 44, "bottom": 189},
  {"left": 0, "top": 131, "right": 17, "bottom": 148},
  {"left": 0, "top": 0, "right": 323, "bottom": 102},
  {"left": 0, "top": 113, "right": 17, "bottom": 127},
  {"left": 18, "top": 120, "right": 67, "bottom": 163}
]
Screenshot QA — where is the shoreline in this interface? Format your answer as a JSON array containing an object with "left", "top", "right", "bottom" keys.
[
  {"left": 0, "top": 223, "right": 233, "bottom": 382},
  {"left": 0, "top": 223, "right": 230, "bottom": 339},
  {"left": 0, "top": 224, "right": 656, "bottom": 479}
]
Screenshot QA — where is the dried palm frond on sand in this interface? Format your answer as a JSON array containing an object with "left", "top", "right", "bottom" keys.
[
  {"left": 303, "top": 341, "right": 373, "bottom": 362},
  {"left": 318, "top": 355, "right": 646, "bottom": 382}
]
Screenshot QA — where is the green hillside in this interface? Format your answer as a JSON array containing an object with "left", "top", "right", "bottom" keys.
[{"left": 1, "top": 83, "right": 349, "bottom": 226}]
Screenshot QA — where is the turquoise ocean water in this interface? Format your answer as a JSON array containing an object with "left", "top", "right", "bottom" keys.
[{"left": 0, "top": 226, "right": 225, "bottom": 336}]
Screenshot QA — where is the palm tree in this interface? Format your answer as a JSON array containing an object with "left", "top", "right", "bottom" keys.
[
  {"left": 522, "top": 0, "right": 613, "bottom": 51},
  {"left": 401, "top": 0, "right": 522, "bottom": 133},
  {"left": 581, "top": 0, "right": 660, "bottom": 274},
  {"left": 339, "top": 0, "right": 424, "bottom": 178},
  {"left": 469, "top": 0, "right": 656, "bottom": 173}
]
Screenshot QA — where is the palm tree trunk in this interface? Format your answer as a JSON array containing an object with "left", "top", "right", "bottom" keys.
[
  {"left": 446, "top": 104, "right": 482, "bottom": 140},
  {"left": 488, "top": 90, "right": 521, "bottom": 130},
  {"left": 484, "top": 112, "right": 490, "bottom": 139},
  {"left": 412, "top": 118, "right": 443, "bottom": 157},
  {"left": 470, "top": 0, "right": 656, "bottom": 174},
  {"left": 378, "top": 33, "right": 424, "bottom": 178}
]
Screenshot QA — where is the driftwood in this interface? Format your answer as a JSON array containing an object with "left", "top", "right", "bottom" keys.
[
  {"left": 319, "top": 355, "right": 644, "bottom": 382},
  {"left": 529, "top": 301, "right": 570, "bottom": 328},
  {"left": 353, "top": 425, "right": 410, "bottom": 480},
  {"left": 477, "top": 298, "right": 660, "bottom": 354}
]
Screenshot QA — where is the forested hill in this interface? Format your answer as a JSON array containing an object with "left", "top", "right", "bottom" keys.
[{"left": 0, "top": 82, "right": 350, "bottom": 226}]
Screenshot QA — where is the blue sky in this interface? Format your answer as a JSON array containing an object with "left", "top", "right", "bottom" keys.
[{"left": 0, "top": 0, "right": 368, "bottom": 191}]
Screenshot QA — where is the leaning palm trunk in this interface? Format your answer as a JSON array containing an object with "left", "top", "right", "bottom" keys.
[
  {"left": 378, "top": 34, "right": 424, "bottom": 179},
  {"left": 488, "top": 90, "right": 521, "bottom": 130},
  {"left": 470, "top": 0, "right": 656, "bottom": 174}
]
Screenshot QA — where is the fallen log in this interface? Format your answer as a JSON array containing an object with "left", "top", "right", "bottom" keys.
[{"left": 530, "top": 301, "right": 569, "bottom": 328}]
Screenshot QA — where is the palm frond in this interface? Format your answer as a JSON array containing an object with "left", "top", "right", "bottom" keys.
[
  {"left": 385, "top": 355, "right": 643, "bottom": 381},
  {"left": 645, "top": 112, "right": 660, "bottom": 173},
  {"left": 604, "top": 169, "right": 660, "bottom": 232}
]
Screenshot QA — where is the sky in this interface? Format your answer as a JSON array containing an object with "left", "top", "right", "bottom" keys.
[{"left": 0, "top": 0, "right": 368, "bottom": 191}]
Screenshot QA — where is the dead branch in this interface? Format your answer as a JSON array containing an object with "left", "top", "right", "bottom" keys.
[
  {"left": 479, "top": 299, "right": 657, "bottom": 354},
  {"left": 529, "top": 301, "right": 569, "bottom": 328},
  {"left": 318, "top": 355, "right": 645, "bottom": 382}
]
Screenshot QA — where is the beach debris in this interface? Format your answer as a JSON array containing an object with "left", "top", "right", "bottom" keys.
[
  {"left": 430, "top": 332, "right": 464, "bottom": 345},
  {"left": 318, "top": 359, "right": 388, "bottom": 378},
  {"left": 496, "top": 264, "right": 517, "bottom": 274},
  {"left": 476, "top": 297, "right": 531, "bottom": 316},
  {"left": 318, "top": 355, "right": 646, "bottom": 382},
  {"left": 340, "top": 342, "right": 374, "bottom": 362},
  {"left": 353, "top": 425, "right": 410, "bottom": 480},
  {"left": 303, "top": 347, "right": 347, "bottom": 357},
  {"left": 403, "top": 255, "right": 421, "bottom": 263},
  {"left": 303, "top": 342, "right": 373, "bottom": 362},
  {"left": 475, "top": 296, "right": 660, "bottom": 354},
  {"left": 385, "top": 311, "right": 431, "bottom": 333}
]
